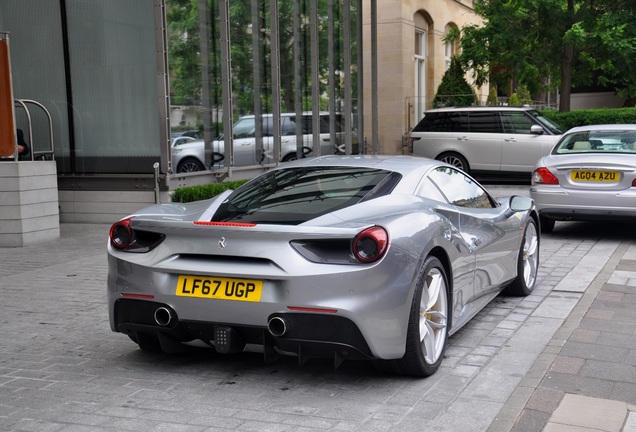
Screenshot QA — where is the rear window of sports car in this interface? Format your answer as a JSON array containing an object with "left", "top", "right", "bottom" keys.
[{"left": 212, "top": 167, "right": 401, "bottom": 224}]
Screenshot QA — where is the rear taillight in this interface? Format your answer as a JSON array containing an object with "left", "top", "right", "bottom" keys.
[
  {"left": 110, "top": 218, "right": 133, "bottom": 249},
  {"left": 532, "top": 167, "right": 559, "bottom": 185},
  {"left": 632, "top": 179, "right": 636, "bottom": 187},
  {"left": 109, "top": 217, "right": 165, "bottom": 253},
  {"left": 352, "top": 226, "right": 389, "bottom": 263}
]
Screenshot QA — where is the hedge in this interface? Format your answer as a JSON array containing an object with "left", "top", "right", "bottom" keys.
[
  {"left": 541, "top": 107, "right": 636, "bottom": 131},
  {"left": 171, "top": 179, "right": 249, "bottom": 203}
]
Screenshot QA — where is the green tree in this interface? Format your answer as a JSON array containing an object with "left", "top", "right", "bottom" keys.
[
  {"left": 166, "top": 0, "right": 356, "bottom": 117},
  {"left": 432, "top": 56, "right": 476, "bottom": 108},
  {"left": 517, "top": 85, "right": 532, "bottom": 105},
  {"left": 457, "top": 0, "right": 636, "bottom": 112},
  {"left": 487, "top": 86, "right": 498, "bottom": 105},
  {"left": 167, "top": 0, "right": 202, "bottom": 105},
  {"left": 508, "top": 93, "right": 521, "bottom": 106}
]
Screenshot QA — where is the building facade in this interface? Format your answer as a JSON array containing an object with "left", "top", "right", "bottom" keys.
[
  {"left": 362, "top": 0, "right": 484, "bottom": 155},
  {"left": 1, "top": 1, "right": 484, "bottom": 226}
]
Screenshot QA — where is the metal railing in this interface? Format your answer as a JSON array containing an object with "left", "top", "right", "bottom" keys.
[{"left": 14, "top": 99, "right": 55, "bottom": 161}]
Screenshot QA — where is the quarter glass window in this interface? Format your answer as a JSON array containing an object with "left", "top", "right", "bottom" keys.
[{"left": 428, "top": 166, "right": 495, "bottom": 208}]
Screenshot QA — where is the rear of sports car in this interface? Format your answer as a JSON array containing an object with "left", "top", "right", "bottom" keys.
[{"left": 107, "top": 165, "right": 428, "bottom": 364}]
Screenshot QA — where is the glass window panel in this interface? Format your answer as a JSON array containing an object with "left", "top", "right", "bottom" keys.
[
  {"left": 0, "top": 1, "right": 70, "bottom": 170},
  {"left": 66, "top": 0, "right": 160, "bottom": 173}
]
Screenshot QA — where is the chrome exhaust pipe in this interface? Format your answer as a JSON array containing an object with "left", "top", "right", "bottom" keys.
[
  {"left": 267, "top": 316, "right": 288, "bottom": 337},
  {"left": 154, "top": 307, "right": 173, "bottom": 327}
]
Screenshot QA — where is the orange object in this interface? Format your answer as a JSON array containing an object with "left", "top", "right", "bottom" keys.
[{"left": 0, "top": 38, "right": 16, "bottom": 158}]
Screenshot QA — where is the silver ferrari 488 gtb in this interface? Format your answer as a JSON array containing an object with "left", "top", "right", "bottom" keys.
[{"left": 107, "top": 155, "right": 540, "bottom": 376}]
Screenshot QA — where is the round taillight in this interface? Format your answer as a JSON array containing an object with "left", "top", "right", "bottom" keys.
[
  {"left": 532, "top": 167, "right": 559, "bottom": 185},
  {"left": 110, "top": 218, "right": 134, "bottom": 249},
  {"left": 352, "top": 226, "right": 389, "bottom": 263}
]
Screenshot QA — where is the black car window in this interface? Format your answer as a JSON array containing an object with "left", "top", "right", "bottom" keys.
[
  {"left": 290, "top": 114, "right": 345, "bottom": 135},
  {"left": 412, "top": 112, "right": 469, "bottom": 133},
  {"left": 262, "top": 117, "right": 273, "bottom": 136},
  {"left": 501, "top": 112, "right": 535, "bottom": 134},
  {"left": 319, "top": 114, "right": 345, "bottom": 133},
  {"left": 427, "top": 166, "right": 495, "bottom": 209},
  {"left": 233, "top": 118, "right": 255, "bottom": 139},
  {"left": 281, "top": 117, "right": 297, "bottom": 136},
  {"left": 212, "top": 167, "right": 401, "bottom": 224},
  {"left": 468, "top": 111, "right": 501, "bottom": 133}
]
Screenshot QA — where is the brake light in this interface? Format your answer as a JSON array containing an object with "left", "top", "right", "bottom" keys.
[
  {"left": 533, "top": 167, "right": 559, "bottom": 185},
  {"left": 633, "top": 179, "right": 636, "bottom": 187},
  {"left": 109, "top": 217, "right": 165, "bottom": 253},
  {"left": 352, "top": 226, "right": 389, "bottom": 263},
  {"left": 110, "top": 218, "right": 134, "bottom": 249},
  {"left": 194, "top": 221, "right": 256, "bottom": 227}
]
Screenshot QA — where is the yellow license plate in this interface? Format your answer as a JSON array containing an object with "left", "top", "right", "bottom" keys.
[
  {"left": 571, "top": 170, "right": 618, "bottom": 182},
  {"left": 176, "top": 275, "right": 263, "bottom": 302}
]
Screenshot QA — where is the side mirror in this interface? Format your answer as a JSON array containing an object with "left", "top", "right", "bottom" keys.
[
  {"left": 530, "top": 125, "right": 544, "bottom": 135},
  {"left": 510, "top": 195, "right": 533, "bottom": 212}
]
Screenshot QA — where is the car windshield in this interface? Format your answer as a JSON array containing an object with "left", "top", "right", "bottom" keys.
[
  {"left": 552, "top": 130, "right": 636, "bottom": 155},
  {"left": 212, "top": 167, "right": 401, "bottom": 224},
  {"left": 529, "top": 110, "right": 563, "bottom": 134}
]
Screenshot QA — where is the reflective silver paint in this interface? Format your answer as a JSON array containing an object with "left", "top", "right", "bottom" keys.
[{"left": 108, "top": 155, "right": 537, "bottom": 360}]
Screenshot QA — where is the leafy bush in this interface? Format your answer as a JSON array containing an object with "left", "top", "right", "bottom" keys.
[
  {"left": 487, "top": 87, "right": 498, "bottom": 105},
  {"left": 541, "top": 107, "right": 636, "bottom": 131},
  {"left": 517, "top": 85, "right": 533, "bottom": 105},
  {"left": 508, "top": 93, "right": 521, "bottom": 106},
  {"left": 171, "top": 179, "right": 249, "bottom": 203},
  {"left": 432, "top": 56, "right": 476, "bottom": 108}
]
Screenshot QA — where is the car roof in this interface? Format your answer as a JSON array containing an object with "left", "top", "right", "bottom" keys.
[
  {"left": 564, "top": 124, "right": 636, "bottom": 134},
  {"left": 278, "top": 154, "right": 441, "bottom": 177},
  {"left": 424, "top": 106, "right": 537, "bottom": 113},
  {"left": 238, "top": 111, "right": 336, "bottom": 119}
]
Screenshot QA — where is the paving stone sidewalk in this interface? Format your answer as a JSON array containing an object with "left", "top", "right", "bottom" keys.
[
  {"left": 0, "top": 219, "right": 634, "bottom": 431},
  {"left": 492, "top": 240, "right": 636, "bottom": 432}
]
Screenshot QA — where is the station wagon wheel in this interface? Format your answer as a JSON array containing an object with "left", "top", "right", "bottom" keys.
[
  {"left": 437, "top": 152, "right": 469, "bottom": 173},
  {"left": 376, "top": 256, "right": 449, "bottom": 377},
  {"left": 506, "top": 218, "right": 540, "bottom": 296},
  {"left": 281, "top": 153, "right": 298, "bottom": 162},
  {"left": 177, "top": 157, "right": 205, "bottom": 173}
]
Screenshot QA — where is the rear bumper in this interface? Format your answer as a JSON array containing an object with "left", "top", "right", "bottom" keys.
[
  {"left": 531, "top": 186, "right": 636, "bottom": 221},
  {"left": 538, "top": 207, "right": 636, "bottom": 221},
  {"left": 114, "top": 298, "right": 375, "bottom": 361}
]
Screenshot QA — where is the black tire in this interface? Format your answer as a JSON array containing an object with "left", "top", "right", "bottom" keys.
[
  {"left": 376, "top": 256, "right": 449, "bottom": 377},
  {"left": 540, "top": 215, "right": 555, "bottom": 234},
  {"left": 281, "top": 153, "right": 298, "bottom": 162},
  {"left": 506, "top": 218, "right": 540, "bottom": 296},
  {"left": 177, "top": 157, "right": 205, "bottom": 173},
  {"left": 436, "top": 152, "right": 469, "bottom": 173}
]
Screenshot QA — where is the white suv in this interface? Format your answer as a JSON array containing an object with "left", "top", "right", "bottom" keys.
[
  {"left": 171, "top": 112, "right": 355, "bottom": 173},
  {"left": 409, "top": 106, "right": 563, "bottom": 175}
]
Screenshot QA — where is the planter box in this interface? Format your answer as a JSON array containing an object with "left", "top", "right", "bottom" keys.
[{"left": 0, "top": 161, "right": 60, "bottom": 247}]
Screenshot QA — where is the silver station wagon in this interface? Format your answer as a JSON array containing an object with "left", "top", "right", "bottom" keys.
[
  {"left": 171, "top": 112, "right": 353, "bottom": 173},
  {"left": 409, "top": 106, "right": 563, "bottom": 176}
]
